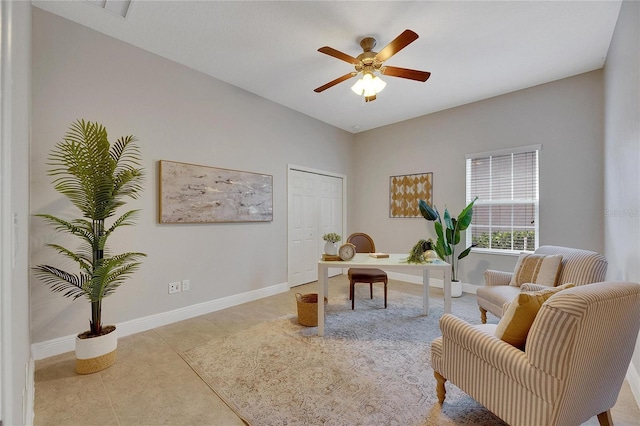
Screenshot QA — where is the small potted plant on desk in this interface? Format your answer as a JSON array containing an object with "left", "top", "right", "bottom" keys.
[
  {"left": 407, "top": 238, "right": 438, "bottom": 264},
  {"left": 33, "top": 119, "right": 146, "bottom": 374},
  {"left": 322, "top": 233, "right": 342, "bottom": 255}
]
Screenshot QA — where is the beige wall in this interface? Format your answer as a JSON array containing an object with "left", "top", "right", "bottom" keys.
[
  {"left": 30, "top": 9, "right": 354, "bottom": 343},
  {"left": 604, "top": 0, "right": 640, "bottom": 400},
  {"left": 352, "top": 71, "right": 605, "bottom": 285}
]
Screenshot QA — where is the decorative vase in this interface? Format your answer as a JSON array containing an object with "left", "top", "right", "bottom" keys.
[
  {"left": 324, "top": 241, "right": 338, "bottom": 255},
  {"left": 75, "top": 325, "right": 117, "bottom": 374},
  {"left": 451, "top": 280, "right": 463, "bottom": 298},
  {"left": 424, "top": 249, "right": 439, "bottom": 262}
]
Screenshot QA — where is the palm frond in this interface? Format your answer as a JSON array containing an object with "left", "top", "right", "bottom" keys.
[
  {"left": 75, "top": 246, "right": 96, "bottom": 270},
  {"left": 49, "top": 142, "right": 93, "bottom": 212},
  {"left": 111, "top": 135, "right": 142, "bottom": 169},
  {"left": 86, "top": 252, "right": 146, "bottom": 301},
  {"left": 36, "top": 214, "right": 95, "bottom": 244},
  {"left": 101, "top": 261, "right": 143, "bottom": 298},
  {"left": 32, "top": 265, "right": 89, "bottom": 300},
  {"left": 105, "top": 210, "right": 141, "bottom": 237},
  {"left": 45, "top": 244, "right": 92, "bottom": 272},
  {"left": 48, "top": 120, "right": 119, "bottom": 220},
  {"left": 113, "top": 169, "right": 145, "bottom": 200},
  {"left": 44, "top": 119, "right": 143, "bottom": 224},
  {"left": 101, "top": 262, "right": 143, "bottom": 298},
  {"left": 111, "top": 141, "right": 144, "bottom": 207}
]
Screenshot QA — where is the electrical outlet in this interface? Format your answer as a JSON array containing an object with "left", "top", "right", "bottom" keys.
[
  {"left": 168, "top": 281, "right": 181, "bottom": 294},
  {"left": 182, "top": 279, "right": 190, "bottom": 291}
]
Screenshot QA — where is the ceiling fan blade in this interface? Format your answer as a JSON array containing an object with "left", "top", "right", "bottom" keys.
[
  {"left": 380, "top": 66, "right": 431, "bottom": 82},
  {"left": 314, "top": 73, "right": 357, "bottom": 93},
  {"left": 317, "top": 46, "right": 361, "bottom": 65},
  {"left": 375, "top": 29, "right": 419, "bottom": 63}
]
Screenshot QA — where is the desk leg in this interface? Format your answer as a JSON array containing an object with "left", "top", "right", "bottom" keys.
[
  {"left": 423, "top": 269, "right": 430, "bottom": 315},
  {"left": 317, "top": 265, "right": 327, "bottom": 336},
  {"left": 443, "top": 267, "right": 452, "bottom": 314}
]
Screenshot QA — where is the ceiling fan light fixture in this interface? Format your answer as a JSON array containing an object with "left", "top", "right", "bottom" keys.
[
  {"left": 315, "top": 30, "right": 429, "bottom": 100},
  {"left": 351, "top": 73, "right": 386, "bottom": 98}
]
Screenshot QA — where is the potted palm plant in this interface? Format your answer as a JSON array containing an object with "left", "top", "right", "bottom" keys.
[
  {"left": 418, "top": 197, "right": 477, "bottom": 297},
  {"left": 33, "top": 119, "right": 145, "bottom": 374}
]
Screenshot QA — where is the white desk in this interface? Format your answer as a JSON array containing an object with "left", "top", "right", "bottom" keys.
[{"left": 317, "top": 253, "right": 451, "bottom": 336}]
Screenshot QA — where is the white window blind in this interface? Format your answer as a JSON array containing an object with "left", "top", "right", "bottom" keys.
[{"left": 466, "top": 146, "right": 540, "bottom": 253}]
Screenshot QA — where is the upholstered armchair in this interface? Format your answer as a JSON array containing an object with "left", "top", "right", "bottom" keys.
[
  {"left": 432, "top": 281, "right": 640, "bottom": 426},
  {"left": 477, "top": 245, "right": 607, "bottom": 323}
]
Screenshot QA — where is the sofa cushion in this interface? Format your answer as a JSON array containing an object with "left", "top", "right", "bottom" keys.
[
  {"left": 495, "top": 283, "right": 575, "bottom": 349},
  {"left": 477, "top": 285, "right": 521, "bottom": 307},
  {"left": 509, "top": 253, "right": 563, "bottom": 287}
]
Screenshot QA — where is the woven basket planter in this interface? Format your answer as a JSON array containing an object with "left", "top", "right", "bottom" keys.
[
  {"left": 296, "top": 293, "right": 328, "bottom": 327},
  {"left": 75, "top": 325, "right": 117, "bottom": 374}
]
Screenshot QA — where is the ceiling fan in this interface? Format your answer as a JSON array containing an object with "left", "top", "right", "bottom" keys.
[{"left": 314, "top": 29, "right": 431, "bottom": 102}]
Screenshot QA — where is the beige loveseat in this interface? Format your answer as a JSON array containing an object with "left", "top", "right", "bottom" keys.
[
  {"left": 476, "top": 245, "right": 607, "bottom": 323},
  {"left": 432, "top": 281, "right": 640, "bottom": 426}
]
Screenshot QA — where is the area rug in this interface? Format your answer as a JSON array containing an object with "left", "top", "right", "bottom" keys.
[{"left": 180, "top": 289, "right": 506, "bottom": 426}]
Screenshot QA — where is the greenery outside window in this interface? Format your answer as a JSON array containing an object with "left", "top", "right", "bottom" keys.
[{"left": 466, "top": 145, "right": 540, "bottom": 253}]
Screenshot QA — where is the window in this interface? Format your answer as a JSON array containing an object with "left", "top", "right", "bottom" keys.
[{"left": 466, "top": 145, "right": 540, "bottom": 253}]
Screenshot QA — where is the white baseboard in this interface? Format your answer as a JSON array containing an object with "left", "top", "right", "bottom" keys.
[
  {"left": 627, "top": 360, "right": 640, "bottom": 408},
  {"left": 386, "top": 271, "right": 478, "bottom": 294},
  {"left": 31, "top": 281, "right": 290, "bottom": 360}
]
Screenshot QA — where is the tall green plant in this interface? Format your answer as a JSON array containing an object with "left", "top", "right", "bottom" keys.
[
  {"left": 418, "top": 197, "right": 477, "bottom": 281},
  {"left": 33, "top": 119, "right": 146, "bottom": 337}
]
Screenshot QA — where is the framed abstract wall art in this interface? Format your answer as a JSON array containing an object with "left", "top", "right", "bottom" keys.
[
  {"left": 159, "top": 160, "right": 273, "bottom": 223},
  {"left": 389, "top": 172, "right": 433, "bottom": 218}
]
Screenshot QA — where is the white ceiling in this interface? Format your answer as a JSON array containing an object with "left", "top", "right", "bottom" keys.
[{"left": 33, "top": 1, "right": 622, "bottom": 133}]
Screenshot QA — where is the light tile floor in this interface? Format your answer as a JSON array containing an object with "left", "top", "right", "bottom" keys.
[{"left": 34, "top": 276, "right": 640, "bottom": 425}]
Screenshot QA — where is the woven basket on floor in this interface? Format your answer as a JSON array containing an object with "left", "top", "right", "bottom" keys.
[{"left": 296, "top": 293, "right": 328, "bottom": 327}]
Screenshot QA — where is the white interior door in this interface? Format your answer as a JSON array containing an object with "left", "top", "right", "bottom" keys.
[
  {"left": 319, "top": 175, "right": 343, "bottom": 278},
  {"left": 288, "top": 171, "right": 305, "bottom": 286},
  {"left": 302, "top": 172, "right": 319, "bottom": 283},
  {"left": 288, "top": 168, "right": 344, "bottom": 287}
]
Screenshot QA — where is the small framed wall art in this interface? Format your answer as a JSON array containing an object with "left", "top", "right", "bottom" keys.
[
  {"left": 159, "top": 160, "right": 273, "bottom": 223},
  {"left": 389, "top": 172, "right": 433, "bottom": 218}
]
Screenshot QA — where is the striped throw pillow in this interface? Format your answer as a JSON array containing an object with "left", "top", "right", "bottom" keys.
[
  {"left": 509, "top": 253, "right": 563, "bottom": 287},
  {"left": 495, "top": 283, "right": 575, "bottom": 349}
]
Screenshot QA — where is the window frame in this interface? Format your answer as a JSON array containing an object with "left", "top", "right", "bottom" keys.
[{"left": 465, "top": 144, "right": 541, "bottom": 255}]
